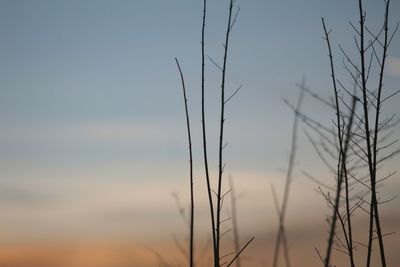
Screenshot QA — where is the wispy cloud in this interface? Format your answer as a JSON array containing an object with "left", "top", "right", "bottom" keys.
[
  {"left": 0, "top": 183, "right": 59, "bottom": 206},
  {"left": 387, "top": 56, "right": 400, "bottom": 77},
  {"left": 0, "top": 120, "right": 181, "bottom": 146}
]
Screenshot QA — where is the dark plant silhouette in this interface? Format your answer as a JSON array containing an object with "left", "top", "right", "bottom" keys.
[
  {"left": 299, "top": 1, "right": 399, "bottom": 266},
  {"left": 175, "top": 1, "right": 253, "bottom": 267},
  {"left": 229, "top": 176, "right": 241, "bottom": 267},
  {"left": 200, "top": 1, "right": 218, "bottom": 262},
  {"left": 321, "top": 17, "right": 358, "bottom": 267},
  {"left": 272, "top": 81, "right": 305, "bottom": 267},
  {"left": 321, "top": 1, "right": 398, "bottom": 265},
  {"left": 171, "top": 1, "right": 398, "bottom": 267},
  {"left": 216, "top": 0, "right": 238, "bottom": 264},
  {"left": 175, "top": 58, "right": 195, "bottom": 267}
]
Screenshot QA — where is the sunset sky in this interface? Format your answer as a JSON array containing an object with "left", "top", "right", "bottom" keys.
[{"left": 0, "top": 0, "right": 399, "bottom": 266}]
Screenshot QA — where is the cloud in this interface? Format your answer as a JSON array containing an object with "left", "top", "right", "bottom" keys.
[
  {"left": 387, "top": 56, "right": 400, "bottom": 77},
  {"left": 0, "top": 120, "right": 182, "bottom": 146},
  {"left": 0, "top": 184, "right": 59, "bottom": 207}
]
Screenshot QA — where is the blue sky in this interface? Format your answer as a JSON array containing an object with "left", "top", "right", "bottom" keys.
[{"left": 0, "top": 0, "right": 399, "bottom": 246}]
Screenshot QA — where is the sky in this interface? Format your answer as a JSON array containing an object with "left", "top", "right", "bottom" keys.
[{"left": 0, "top": 0, "right": 399, "bottom": 266}]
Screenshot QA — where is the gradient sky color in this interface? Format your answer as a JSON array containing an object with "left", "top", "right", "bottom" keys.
[{"left": 0, "top": 0, "right": 399, "bottom": 266}]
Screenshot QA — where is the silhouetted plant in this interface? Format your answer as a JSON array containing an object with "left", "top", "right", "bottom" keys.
[
  {"left": 229, "top": 176, "right": 242, "bottom": 267},
  {"left": 175, "top": 58, "right": 195, "bottom": 267},
  {"left": 200, "top": 1, "right": 218, "bottom": 262},
  {"left": 300, "top": 1, "right": 398, "bottom": 266},
  {"left": 171, "top": 1, "right": 398, "bottom": 267},
  {"left": 272, "top": 81, "right": 305, "bottom": 267},
  {"left": 175, "top": 1, "right": 253, "bottom": 267}
]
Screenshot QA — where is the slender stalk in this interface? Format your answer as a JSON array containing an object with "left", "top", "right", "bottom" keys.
[
  {"left": 356, "top": 1, "right": 387, "bottom": 266},
  {"left": 329, "top": 97, "right": 357, "bottom": 267},
  {"left": 226, "top": 237, "right": 255, "bottom": 267},
  {"left": 200, "top": 0, "right": 217, "bottom": 264},
  {"left": 272, "top": 83, "right": 305, "bottom": 267},
  {"left": 356, "top": 2, "right": 377, "bottom": 264},
  {"left": 229, "top": 176, "right": 241, "bottom": 267},
  {"left": 322, "top": 18, "right": 343, "bottom": 267},
  {"left": 175, "top": 58, "right": 195, "bottom": 267},
  {"left": 216, "top": 0, "right": 235, "bottom": 264},
  {"left": 371, "top": 1, "right": 390, "bottom": 266},
  {"left": 343, "top": 81, "right": 358, "bottom": 267},
  {"left": 322, "top": 18, "right": 356, "bottom": 267},
  {"left": 366, "top": 199, "right": 374, "bottom": 267},
  {"left": 343, "top": 141, "right": 355, "bottom": 267},
  {"left": 338, "top": 74, "right": 361, "bottom": 267},
  {"left": 271, "top": 184, "right": 291, "bottom": 267}
]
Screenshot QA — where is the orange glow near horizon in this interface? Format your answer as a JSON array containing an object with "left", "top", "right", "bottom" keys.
[
  {"left": 0, "top": 220, "right": 399, "bottom": 267},
  {"left": 0, "top": 242, "right": 155, "bottom": 267},
  {"left": 0, "top": 0, "right": 399, "bottom": 266}
]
